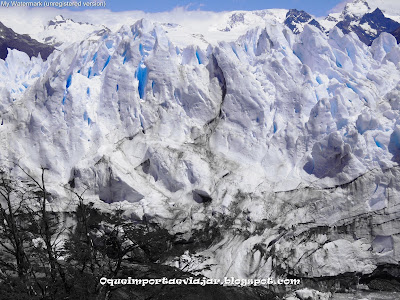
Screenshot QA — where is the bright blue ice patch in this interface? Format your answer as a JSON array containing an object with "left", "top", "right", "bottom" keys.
[
  {"left": 231, "top": 46, "right": 239, "bottom": 59},
  {"left": 293, "top": 50, "right": 302, "bottom": 63},
  {"left": 87, "top": 87, "right": 90, "bottom": 96},
  {"left": 88, "top": 67, "right": 92, "bottom": 78},
  {"left": 83, "top": 112, "right": 92, "bottom": 125},
  {"left": 66, "top": 74, "right": 72, "bottom": 88},
  {"left": 195, "top": 50, "right": 202, "bottom": 64},
  {"left": 316, "top": 76, "right": 322, "bottom": 84},
  {"left": 336, "top": 61, "right": 342, "bottom": 68},
  {"left": 136, "top": 63, "right": 148, "bottom": 99},
  {"left": 62, "top": 94, "right": 67, "bottom": 105},
  {"left": 375, "top": 138, "right": 384, "bottom": 149},
  {"left": 346, "top": 83, "right": 357, "bottom": 93},
  {"left": 102, "top": 56, "right": 111, "bottom": 71},
  {"left": 92, "top": 52, "right": 98, "bottom": 62},
  {"left": 273, "top": 122, "right": 277, "bottom": 133},
  {"left": 116, "top": 84, "right": 119, "bottom": 91},
  {"left": 139, "top": 115, "right": 145, "bottom": 129},
  {"left": 122, "top": 47, "right": 130, "bottom": 64},
  {"left": 139, "top": 43, "right": 144, "bottom": 56}
]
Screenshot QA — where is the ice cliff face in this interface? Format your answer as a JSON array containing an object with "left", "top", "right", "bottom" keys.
[{"left": 1, "top": 5, "right": 400, "bottom": 292}]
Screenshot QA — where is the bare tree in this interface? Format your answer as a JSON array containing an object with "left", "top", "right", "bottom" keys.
[{"left": 0, "top": 169, "right": 30, "bottom": 279}]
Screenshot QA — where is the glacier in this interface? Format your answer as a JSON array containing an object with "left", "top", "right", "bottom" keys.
[{"left": 1, "top": 2, "right": 400, "bottom": 298}]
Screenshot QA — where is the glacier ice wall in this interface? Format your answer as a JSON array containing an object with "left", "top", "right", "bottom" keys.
[{"left": 1, "top": 19, "right": 400, "bottom": 281}]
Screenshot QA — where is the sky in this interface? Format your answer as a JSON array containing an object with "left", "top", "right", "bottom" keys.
[
  {"left": 104, "top": 0, "right": 343, "bottom": 16},
  {"left": 5, "top": 0, "right": 345, "bottom": 17}
]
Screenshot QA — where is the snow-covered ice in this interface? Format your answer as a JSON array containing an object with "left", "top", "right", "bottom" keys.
[{"left": 1, "top": 0, "right": 400, "bottom": 288}]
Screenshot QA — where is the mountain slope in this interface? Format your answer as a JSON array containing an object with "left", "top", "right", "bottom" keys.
[
  {"left": 391, "top": 25, "right": 400, "bottom": 43},
  {"left": 336, "top": 8, "right": 400, "bottom": 45},
  {"left": 284, "top": 9, "right": 325, "bottom": 34},
  {"left": 33, "top": 15, "right": 109, "bottom": 50},
  {"left": 0, "top": 21, "right": 54, "bottom": 60}
]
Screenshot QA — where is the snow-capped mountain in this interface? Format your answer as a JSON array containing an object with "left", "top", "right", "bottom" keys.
[
  {"left": 321, "top": 0, "right": 400, "bottom": 45},
  {"left": 336, "top": 7, "right": 400, "bottom": 45},
  {"left": 0, "top": 21, "right": 54, "bottom": 60},
  {"left": 341, "top": 0, "right": 372, "bottom": 19},
  {"left": 284, "top": 9, "right": 325, "bottom": 34},
  {"left": 33, "top": 15, "right": 109, "bottom": 50},
  {"left": 216, "top": 9, "right": 288, "bottom": 32}
]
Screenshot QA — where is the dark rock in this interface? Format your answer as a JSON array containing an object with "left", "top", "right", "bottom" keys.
[
  {"left": 0, "top": 22, "right": 54, "bottom": 60},
  {"left": 192, "top": 190, "right": 212, "bottom": 204},
  {"left": 391, "top": 26, "right": 400, "bottom": 43},
  {"left": 360, "top": 264, "right": 400, "bottom": 292},
  {"left": 284, "top": 9, "right": 325, "bottom": 34},
  {"left": 336, "top": 8, "right": 400, "bottom": 45}
]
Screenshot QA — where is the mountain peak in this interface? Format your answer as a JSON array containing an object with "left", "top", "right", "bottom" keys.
[
  {"left": 341, "top": 0, "right": 371, "bottom": 19},
  {"left": 369, "top": 7, "right": 385, "bottom": 17},
  {"left": 335, "top": 3, "right": 400, "bottom": 45},
  {"left": 48, "top": 15, "right": 67, "bottom": 26},
  {"left": 284, "top": 9, "right": 324, "bottom": 34},
  {"left": 54, "top": 15, "right": 65, "bottom": 22}
]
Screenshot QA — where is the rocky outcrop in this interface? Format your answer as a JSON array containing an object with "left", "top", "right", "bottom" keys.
[{"left": 0, "top": 22, "right": 54, "bottom": 60}]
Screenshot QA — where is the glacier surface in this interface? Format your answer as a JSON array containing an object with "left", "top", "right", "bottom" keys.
[{"left": 1, "top": 6, "right": 400, "bottom": 290}]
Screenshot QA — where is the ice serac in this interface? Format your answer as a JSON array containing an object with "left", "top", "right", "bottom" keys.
[
  {"left": 2, "top": 12, "right": 400, "bottom": 293},
  {"left": 0, "top": 48, "right": 50, "bottom": 101}
]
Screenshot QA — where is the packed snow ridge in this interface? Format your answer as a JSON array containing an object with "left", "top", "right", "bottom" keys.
[{"left": 1, "top": 0, "right": 400, "bottom": 288}]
